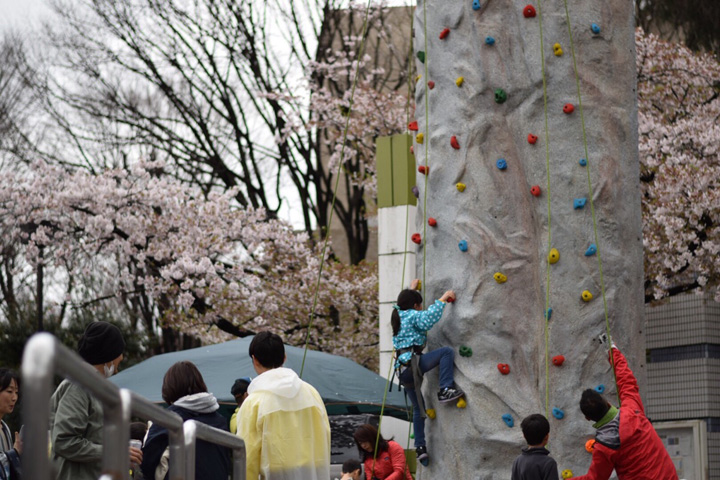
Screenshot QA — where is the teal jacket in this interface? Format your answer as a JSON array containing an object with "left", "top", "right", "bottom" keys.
[
  {"left": 49, "top": 380, "right": 104, "bottom": 480},
  {"left": 393, "top": 300, "right": 446, "bottom": 368}
]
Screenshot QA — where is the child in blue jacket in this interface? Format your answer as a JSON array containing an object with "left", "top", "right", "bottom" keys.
[{"left": 392, "top": 279, "right": 463, "bottom": 466}]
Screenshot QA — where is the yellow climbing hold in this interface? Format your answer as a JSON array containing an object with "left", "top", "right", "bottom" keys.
[
  {"left": 561, "top": 469, "right": 573, "bottom": 479},
  {"left": 456, "top": 397, "right": 467, "bottom": 408},
  {"left": 494, "top": 272, "right": 507, "bottom": 284},
  {"left": 416, "top": 74, "right": 422, "bottom": 83},
  {"left": 456, "top": 183, "right": 466, "bottom": 192},
  {"left": 426, "top": 408, "right": 436, "bottom": 419},
  {"left": 416, "top": 133, "right": 424, "bottom": 144},
  {"left": 456, "top": 76, "right": 464, "bottom": 87},
  {"left": 548, "top": 248, "right": 560, "bottom": 264},
  {"left": 582, "top": 290, "right": 593, "bottom": 302},
  {"left": 553, "top": 43, "right": 563, "bottom": 56},
  {"left": 415, "top": 280, "right": 422, "bottom": 291}
]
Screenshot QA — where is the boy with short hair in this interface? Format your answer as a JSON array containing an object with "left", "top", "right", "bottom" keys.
[
  {"left": 511, "top": 414, "right": 559, "bottom": 480},
  {"left": 340, "top": 458, "right": 362, "bottom": 480}
]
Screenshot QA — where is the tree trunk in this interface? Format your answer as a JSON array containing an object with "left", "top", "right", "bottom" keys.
[{"left": 412, "top": 1, "right": 643, "bottom": 477}]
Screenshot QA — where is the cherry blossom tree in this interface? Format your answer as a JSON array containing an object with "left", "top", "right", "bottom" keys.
[
  {"left": 637, "top": 29, "right": 720, "bottom": 302},
  {"left": 0, "top": 161, "right": 379, "bottom": 366}
]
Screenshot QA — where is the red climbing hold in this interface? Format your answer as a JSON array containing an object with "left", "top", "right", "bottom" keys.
[
  {"left": 528, "top": 134, "right": 538, "bottom": 144},
  {"left": 418, "top": 165, "right": 429, "bottom": 175},
  {"left": 408, "top": 121, "right": 419, "bottom": 131},
  {"left": 428, "top": 81, "right": 435, "bottom": 89},
  {"left": 439, "top": 28, "right": 450, "bottom": 40},
  {"left": 410, "top": 146, "right": 414, "bottom": 155},
  {"left": 450, "top": 136, "right": 460, "bottom": 150},
  {"left": 531, "top": 185, "right": 541, "bottom": 197},
  {"left": 523, "top": 5, "right": 536, "bottom": 17},
  {"left": 428, "top": 217, "right": 437, "bottom": 227},
  {"left": 552, "top": 355, "right": 565, "bottom": 366},
  {"left": 446, "top": 296, "right": 455, "bottom": 303},
  {"left": 411, "top": 233, "right": 422, "bottom": 245},
  {"left": 563, "top": 103, "right": 575, "bottom": 114},
  {"left": 497, "top": 363, "right": 511, "bottom": 375}
]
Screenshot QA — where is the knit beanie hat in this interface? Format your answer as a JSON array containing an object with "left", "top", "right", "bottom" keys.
[{"left": 78, "top": 321, "right": 126, "bottom": 365}]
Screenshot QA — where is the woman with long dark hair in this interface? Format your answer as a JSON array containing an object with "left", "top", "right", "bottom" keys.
[
  {"left": 0, "top": 369, "right": 21, "bottom": 480},
  {"left": 352, "top": 424, "right": 411, "bottom": 480}
]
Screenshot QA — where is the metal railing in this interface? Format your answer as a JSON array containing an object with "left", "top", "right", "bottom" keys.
[{"left": 21, "top": 332, "right": 246, "bottom": 480}]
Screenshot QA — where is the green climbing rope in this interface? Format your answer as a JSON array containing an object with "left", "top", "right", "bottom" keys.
[
  {"left": 536, "top": 0, "right": 554, "bottom": 421},
  {"left": 561, "top": 0, "right": 620, "bottom": 402}
]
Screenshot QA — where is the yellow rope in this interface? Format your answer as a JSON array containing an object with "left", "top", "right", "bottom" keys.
[
  {"left": 560, "top": 0, "right": 619, "bottom": 402},
  {"left": 300, "top": 0, "right": 375, "bottom": 377},
  {"left": 536, "top": 0, "right": 554, "bottom": 420}
]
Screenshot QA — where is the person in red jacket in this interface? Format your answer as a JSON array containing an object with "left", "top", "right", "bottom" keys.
[
  {"left": 574, "top": 336, "right": 678, "bottom": 480},
  {"left": 352, "top": 424, "right": 412, "bottom": 480}
]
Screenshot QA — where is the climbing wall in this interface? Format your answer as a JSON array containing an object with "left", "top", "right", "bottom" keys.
[{"left": 410, "top": 0, "right": 643, "bottom": 478}]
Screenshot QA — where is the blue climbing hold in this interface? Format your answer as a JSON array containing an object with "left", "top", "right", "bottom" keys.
[
  {"left": 496, "top": 158, "right": 507, "bottom": 170},
  {"left": 594, "top": 384, "right": 605, "bottom": 394},
  {"left": 473, "top": 0, "right": 481, "bottom": 10},
  {"left": 412, "top": 186, "right": 420, "bottom": 198},
  {"left": 502, "top": 414, "right": 514, "bottom": 428},
  {"left": 552, "top": 408, "right": 565, "bottom": 420},
  {"left": 573, "top": 198, "right": 587, "bottom": 209},
  {"left": 591, "top": 23, "right": 601, "bottom": 34},
  {"left": 585, "top": 244, "right": 597, "bottom": 256},
  {"left": 485, "top": 36, "right": 495, "bottom": 46},
  {"left": 459, "top": 240, "right": 468, "bottom": 252},
  {"left": 545, "top": 308, "right": 553, "bottom": 321},
  {"left": 579, "top": 158, "right": 587, "bottom": 167}
]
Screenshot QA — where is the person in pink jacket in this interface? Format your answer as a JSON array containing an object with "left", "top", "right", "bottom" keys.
[
  {"left": 574, "top": 337, "right": 678, "bottom": 480},
  {"left": 352, "top": 424, "right": 412, "bottom": 480}
]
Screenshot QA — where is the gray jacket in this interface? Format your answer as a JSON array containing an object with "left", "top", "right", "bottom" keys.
[{"left": 49, "top": 380, "right": 103, "bottom": 480}]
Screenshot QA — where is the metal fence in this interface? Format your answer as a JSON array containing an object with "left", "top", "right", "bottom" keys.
[{"left": 21, "top": 332, "right": 246, "bottom": 480}]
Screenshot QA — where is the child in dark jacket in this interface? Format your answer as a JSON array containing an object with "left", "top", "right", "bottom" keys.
[
  {"left": 141, "top": 361, "right": 230, "bottom": 480},
  {"left": 511, "top": 414, "right": 559, "bottom": 480}
]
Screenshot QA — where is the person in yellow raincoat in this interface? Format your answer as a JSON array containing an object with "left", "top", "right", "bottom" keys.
[{"left": 238, "top": 332, "right": 330, "bottom": 480}]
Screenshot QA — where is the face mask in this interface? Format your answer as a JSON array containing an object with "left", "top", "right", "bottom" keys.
[{"left": 103, "top": 363, "right": 116, "bottom": 378}]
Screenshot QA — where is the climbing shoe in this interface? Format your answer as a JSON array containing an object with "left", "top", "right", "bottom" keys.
[
  {"left": 438, "top": 386, "right": 464, "bottom": 403},
  {"left": 416, "top": 445, "right": 429, "bottom": 466}
]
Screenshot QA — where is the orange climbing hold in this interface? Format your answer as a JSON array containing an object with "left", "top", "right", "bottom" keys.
[
  {"left": 439, "top": 28, "right": 450, "bottom": 40},
  {"left": 523, "top": 5, "right": 537, "bottom": 18},
  {"left": 408, "top": 121, "right": 418, "bottom": 131},
  {"left": 528, "top": 134, "right": 538, "bottom": 144},
  {"left": 585, "top": 439, "right": 596, "bottom": 453},
  {"left": 552, "top": 355, "right": 565, "bottom": 366},
  {"left": 418, "top": 165, "right": 428, "bottom": 175},
  {"left": 497, "top": 363, "right": 510, "bottom": 375},
  {"left": 428, "top": 217, "right": 437, "bottom": 227},
  {"left": 411, "top": 233, "right": 422, "bottom": 244},
  {"left": 451, "top": 136, "right": 460, "bottom": 150},
  {"left": 531, "top": 185, "right": 541, "bottom": 197}
]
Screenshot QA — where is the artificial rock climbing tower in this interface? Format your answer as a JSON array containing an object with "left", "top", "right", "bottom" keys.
[{"left": 408, "top": 0, "right": 643, "bottom": 477}]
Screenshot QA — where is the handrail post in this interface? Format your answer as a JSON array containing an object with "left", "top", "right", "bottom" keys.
[
  {"left": 168, "top": 425, "right": 186, "bottom": 480},
  {"left": 101, "top": 388, "right": 131, "bottom": 480},
  {"left": 21, "top": 333, "right": 57, "bottom": 480},
  {"left": 232, "top": 441, "right": 247, "bottom": 480},
  {"left": 183, "top": 420, "right": 198, "bottom": 480}
]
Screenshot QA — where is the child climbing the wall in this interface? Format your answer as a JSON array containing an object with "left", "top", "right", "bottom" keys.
[{"left": 392, "top": 278, "right": 463, "bottom": 467}]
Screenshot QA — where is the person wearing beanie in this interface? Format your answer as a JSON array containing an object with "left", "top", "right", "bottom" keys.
[{"left": 49, "top": 321, "right": 142, "bottom": 480}]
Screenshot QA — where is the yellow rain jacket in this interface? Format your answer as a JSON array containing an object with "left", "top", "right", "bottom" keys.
[{"left": 238, "top": 367, "right": 330, "bottom": 480}]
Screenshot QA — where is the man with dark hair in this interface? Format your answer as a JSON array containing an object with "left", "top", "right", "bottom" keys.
[
  {"left": 340, "top": 458, "right": 362, "bottom": 480},
  {"left": 238, "top": 331, "right": 331, "bottom": 480},
  {"left": 511, "top": 414, "right": 558, "bottom": 480},
  {"left": 573, "top": 337, "right": 677, "bottom": 480}
]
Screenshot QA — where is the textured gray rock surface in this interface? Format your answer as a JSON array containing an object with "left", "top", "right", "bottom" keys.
[{"left": 411, "top": 0, "right": 643, "bottom": 477}]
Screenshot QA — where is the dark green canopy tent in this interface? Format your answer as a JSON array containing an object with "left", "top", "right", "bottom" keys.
[{"left": 111, "top": 337, "right": 410, "bottom": 421}]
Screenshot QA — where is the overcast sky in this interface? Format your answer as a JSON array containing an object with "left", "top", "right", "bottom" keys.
[{"left": 0, "top": 0, "right": 48, "bottom": 33}]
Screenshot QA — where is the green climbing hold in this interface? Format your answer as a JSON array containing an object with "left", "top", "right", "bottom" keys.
[
  {"left": 494, "top": 88, "right": 507, "bottom": 104},
  {"left": 410, "top": 433, "right": 415, "bottom": 439},
  {"left": 459, "top": 345, "right": 473, "bottom": 357},
  {"left": 417, "top": 51, "right": 426, "bottom": 63}
]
